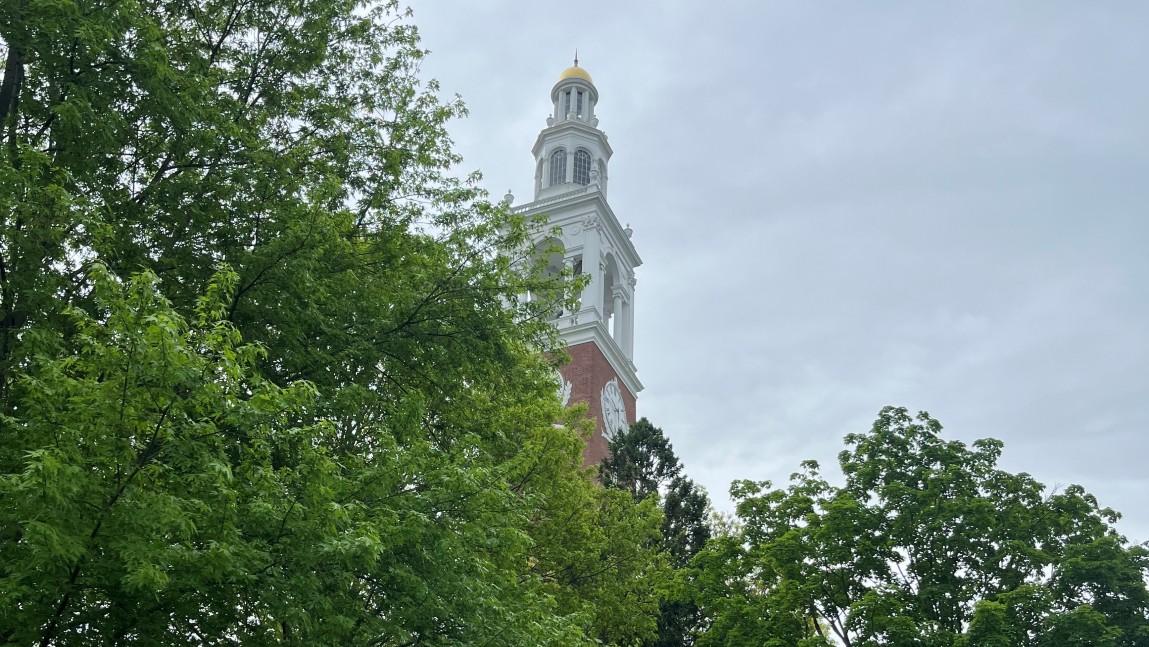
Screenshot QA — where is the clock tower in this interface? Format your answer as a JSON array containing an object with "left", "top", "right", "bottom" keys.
[{"left": 512, "top": 59, "right": 641, "bottom": 465}]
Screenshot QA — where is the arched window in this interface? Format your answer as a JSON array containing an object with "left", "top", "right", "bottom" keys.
[
  {"left": 602, "top": 253, "right": 620, "bottom": 336},
  {"left": 573, "top": 149, "right": 591, "bottom": 185},
  {"left": 549, "top": 149, "right": 566, "bottom": 186}
]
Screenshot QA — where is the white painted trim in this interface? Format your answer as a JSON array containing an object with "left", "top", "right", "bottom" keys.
[
  {"left": 516, "top": 189, "right": 641, "bottom": 269},
  {"left": 560, "top": 321, "right": 643, "bottom": 397},
  {"left": 531, "top": 120, "right": 613, "bottom": 159}
]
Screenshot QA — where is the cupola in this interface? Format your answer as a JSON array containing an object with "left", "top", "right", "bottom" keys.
[{"left": 550, "top": 56, "right": 598, "bottom": 125}]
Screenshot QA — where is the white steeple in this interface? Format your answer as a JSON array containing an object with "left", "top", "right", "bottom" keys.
[{"left": 516, "top": 58, "right": 641, "bottom": 400}]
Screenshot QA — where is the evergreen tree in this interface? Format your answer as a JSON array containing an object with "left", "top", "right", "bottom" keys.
[{"left": 602, "top": 418, "right": 712, "bottom": 646}]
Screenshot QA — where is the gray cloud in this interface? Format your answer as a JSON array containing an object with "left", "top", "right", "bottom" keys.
[{"left": 409, "top": 1, "right": 1149, "bottom": 540}]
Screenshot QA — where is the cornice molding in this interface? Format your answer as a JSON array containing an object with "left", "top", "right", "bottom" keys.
[
  {"left": 531, "top": 121, "right": 613, "bottom": 158},
  {"left": 559, "top": 321, "right": 642, "bottom": 397},
  {"left": 516, "top": 189, "right": 642, "bottom": 269}
]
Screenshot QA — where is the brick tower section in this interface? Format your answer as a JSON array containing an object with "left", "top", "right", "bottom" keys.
[{"left": 559, "top": 341, "right": 637, "bottom": 465}]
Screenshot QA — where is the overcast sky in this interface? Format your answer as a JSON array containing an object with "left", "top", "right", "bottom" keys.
[{"left": 407, "top": 1, "right": 1149, "bottom": 541}]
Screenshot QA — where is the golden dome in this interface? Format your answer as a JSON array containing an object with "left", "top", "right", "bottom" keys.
[{"left": 558, "top": 65, "right": 593, "bottom": 84}]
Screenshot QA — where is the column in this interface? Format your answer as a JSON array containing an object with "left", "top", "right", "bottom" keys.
[
  {"left": 579, "top": 218, "right": 601, "bottom": 324},
  {"left": 625, "top": 278, "right": 636, "bottom": 359},
  {"left": 612, "top": 287, "right": 624, "bottom": 344},
  {"left": 616, "top": 297, "right": 630, "bottom": 358}
]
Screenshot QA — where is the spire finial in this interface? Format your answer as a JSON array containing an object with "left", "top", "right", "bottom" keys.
[{"left": 574, "top": 49, "right": 579, "bottom": 67}]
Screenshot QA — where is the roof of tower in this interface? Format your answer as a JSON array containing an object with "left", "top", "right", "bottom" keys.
[{"left": 558, "top": 64, "right": 593, "bottom": 84}]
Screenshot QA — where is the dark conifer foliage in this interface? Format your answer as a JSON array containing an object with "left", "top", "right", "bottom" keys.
[{"left": 602, "top": 418, "right": 713, "bottom": 646}]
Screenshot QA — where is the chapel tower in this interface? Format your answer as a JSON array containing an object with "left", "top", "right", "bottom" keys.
[{"left": 512, "top": 59, "right": 641, "bottom": 465}]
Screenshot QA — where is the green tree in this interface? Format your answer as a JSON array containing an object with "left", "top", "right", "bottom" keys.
[
  {"left": 602, "top": 418, "right": 713, "bottom": 646},
  {"left": 0, "top": 0, "right": 663, "bottom": 643},
  {"left": 692, "top": 407, "right": 1149, "bottom": 647}
]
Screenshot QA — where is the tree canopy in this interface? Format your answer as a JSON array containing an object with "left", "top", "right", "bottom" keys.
[
  {"left": 691, "top": 407, "right": 1149, "bottom": 646},
  {"left": 0, "top": 0, "right": 663, "bottom": 644}
]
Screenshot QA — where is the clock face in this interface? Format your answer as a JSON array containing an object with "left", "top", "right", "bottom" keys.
[
  {"left": 554, "top": 369, "right": 572, "bottom": 406},
  {"left": 600, "top": 378, "right": 627, "bottom": 440}
]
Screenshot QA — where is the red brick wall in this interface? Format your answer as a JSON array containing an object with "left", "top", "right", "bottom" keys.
[{"left": 559, "top": 341, "right": 637, "bottom": 466}]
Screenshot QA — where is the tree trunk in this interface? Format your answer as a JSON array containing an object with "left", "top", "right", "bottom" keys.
[{"left": 0, "top": 44, "right": 25, "bottom": 159}]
